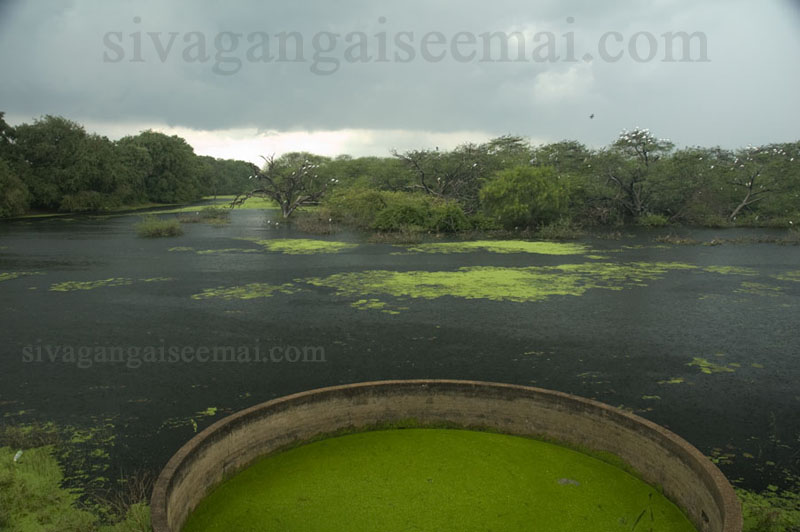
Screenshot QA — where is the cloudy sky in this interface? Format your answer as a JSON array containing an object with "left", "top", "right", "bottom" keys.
[{"left": 1, "top": 0, "right": 798, "bottom": 163}]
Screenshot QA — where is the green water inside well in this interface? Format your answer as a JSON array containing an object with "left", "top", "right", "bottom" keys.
[{"left": 182, "top": 428, "right": 696, "bottom": 532}]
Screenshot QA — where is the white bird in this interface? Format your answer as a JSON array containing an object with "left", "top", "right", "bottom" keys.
[{"left": 13, "top": 450, "right": 22, "bottom": 462}]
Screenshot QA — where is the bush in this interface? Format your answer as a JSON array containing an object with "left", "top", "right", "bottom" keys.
[
  {"left": 59, "top": 191, "right": 117, "bottom": 213},
  {"left": 535, "top": 219, "right": 584, "bottom": 240},
  {"left": 372, "top": 200, "right": 430, "bottom": 232},
  {"left": 325, "top": 188, "right": 387, "bottom": 228},
  {"left": 135, "top": 216, "right": 183, "bottom": 237},
  {"left": 429, "top": 202, "right": 471, "bottom": 233},
  {"left": 480, "top": 166, "right": 570, "bottom": 229},
  {"left": 637, "top": 213, "right": 670, "bottom": 227}
]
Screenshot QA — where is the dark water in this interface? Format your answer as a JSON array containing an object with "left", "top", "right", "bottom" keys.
[{"left": 0, "top": 209, "right": 798, "bottom": 494}]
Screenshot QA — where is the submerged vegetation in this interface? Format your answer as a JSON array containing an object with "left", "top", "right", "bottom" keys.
[{"left": 134, "top": 216, "right": 183, "bottom": 238}]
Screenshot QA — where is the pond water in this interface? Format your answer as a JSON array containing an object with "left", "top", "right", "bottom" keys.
[{"left": 0, "top": 206, "right": 798, "bottom": 495}]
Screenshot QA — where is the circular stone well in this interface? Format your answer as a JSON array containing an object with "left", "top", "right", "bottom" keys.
[{"left": 151, "top": 380, "right": 742, "bottom": 532}]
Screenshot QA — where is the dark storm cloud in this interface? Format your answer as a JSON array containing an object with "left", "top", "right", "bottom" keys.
[{"left": 0, "top": 0, "right": 798, "bottom": 148}]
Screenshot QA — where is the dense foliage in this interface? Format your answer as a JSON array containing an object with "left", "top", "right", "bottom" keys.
[
  {"left": 0, "top": 113, "right": 252, "bottom": 215},
  {"left": 2, "top": 112, "right": 798, "bottom": 227}
]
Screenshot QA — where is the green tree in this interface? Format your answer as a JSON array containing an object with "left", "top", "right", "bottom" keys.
[
  {"left": 117, "top": 131, "right": 200, "bottom": 203},
  {"left": 13, "top": 115, "right": 89, "bottom": 208},
  {"left": 0, "top": 158, "right": 29, "bottom": 217},
  {"left": 480, "top": 166, "right": 569, "bottom": 228}
]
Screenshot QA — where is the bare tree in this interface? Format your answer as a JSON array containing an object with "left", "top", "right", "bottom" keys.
[{"left": 232, "top": 152, "right": 331, "bottom": 218}]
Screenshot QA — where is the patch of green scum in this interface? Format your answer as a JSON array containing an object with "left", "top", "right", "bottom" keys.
[
  {"left": 688, "top": 357, "right": 736, "bottom": 374},
  {"left": 401, "top": 240, "right": 590, "bottom": 255},
  {"left": 183, "top": 429, "right": 696, "bottom": 532},
  {"left": 702, "top": 266, "right": 760, "bottom": 276},
  {"left": 351, "top": 298, "right": 388, "bottom": 310},
  {"left": 735, "top": 282, "right": 785, "bottom": 297},
  {"left": 160, "top": 407, "right": 220, "bottom": 434},
  {"left": 237, "top": 237, "right": 358, "bottom": 254},
  {"left": 0, "top": 271, "right": 44, "bottom": 283},
  {"left": 350, "top": 298, "right": 410, "bottom": 315},
  {"left": 191, "top": 282, "right": 296, "bottom": 300},
  {"left": 658, "top": 377, "right": 685, "bottom": 385},
  {"left": 195, "top": 248, "right": 260, "bottom": 255},
  {"left": 772, "top": 270, "right": 800, "bottom": 283},
  {"left": 585, "top": 254, "right": 611, "bottom": 260},
  {"left": 168, "top": 246, "right": 195, "bottom": 252},
  {"left": 751, "top": 363, "right": 765, "bottom": 369},
  {"left": 642, "top": 395, "right": 662, "bottom": 400},
  {"left": 49, "top": 277, "right": 172, "bottom": 292},
  {"left": 305, "top": 262, "right": 696, "bottom": 303},
  {"left": 50, "top": 278, "right": 133, "bottom": 291}
]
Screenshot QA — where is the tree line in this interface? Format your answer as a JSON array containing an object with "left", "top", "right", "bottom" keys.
[
  {"left": 2, "top": 112, "right": 798, "bottom": 229},
  {"left": 242, "top": 132, "right": 799, "bottom": 231},
  {"left": 0, "top": 113, "right": 252, "bottom": 217}
]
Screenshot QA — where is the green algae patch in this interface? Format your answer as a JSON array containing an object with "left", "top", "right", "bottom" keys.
[
  {"left": 191, "top": 283, "right": 296, "bottom": 300},
  {"left": 183, "top": 429, "right": 696, "bottom": 532},
  {"left": 168, "top": 246, "right": 195, "bottom": 252},
  {"left": 195, "top": 248, "right": 261, "bottom": 255},
  {"left": 237, "top": 237, "right": 358, "bottom": 255},
  {"left": 773, "top": 270, "right": 800, "bottom": 283},
  {"left": 734, "top": 282, "right": 785, "bottom": 297},
  {"left": 350, "top": 298, "right": 409, "bottom": 315},
  {"left": 688, "top": 357, "right": 736, "bottom": 375},
  {"left": 49, "top": 277, "right": 173, "bottom": 292},
  {"left": 400, "top": 240, "right": 590, "bottom": 255},
  {"left": 658, "top": 377, "right": 685, "bottom": 385},
  {"left": 160, "top": 407, "right": 221, "bottom": 434},
  {"left": 702, "top": 266, "right": 759, "bottom": 276},
  {"left": 0, "top": 271, "right": 44, "bottom": 283},
  {"left": 304, "top": 262, "right": 697, "bottom": 304}
]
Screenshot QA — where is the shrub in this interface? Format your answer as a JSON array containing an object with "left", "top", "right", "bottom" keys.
[
  {"left": 535, "top": 218, "right": 584, "bottom": 240},
  {"left": 135, "top": 216, "right": 183, "bottom": 237},
  {"left": 325, "top": 188, "right": 387, "bottom": 228},
  {"left": 372, "top": 201, "right": 430, "bottom": 232},
  {"left": 637, "top": 213, "right": 670, "bottom": 227},
  {"left": 480, "top": 166, "right": 570, "bottom": 229},
  {"left": 429, "top": 202, "right": 471, "bottom": 233}
]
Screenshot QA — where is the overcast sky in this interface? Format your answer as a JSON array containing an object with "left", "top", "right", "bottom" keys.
[{"left": 1, "top": 0, "right": 798, "bottom": 163}]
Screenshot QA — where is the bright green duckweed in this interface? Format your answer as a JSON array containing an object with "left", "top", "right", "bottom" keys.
[
  {"left": 238, "top": 237, "right": 358, "bottom": 254},
  {"left": 305, "top": 262, "right": 697, "bottom": 303},
  {"left": 182, "top": 429, "right": 696, "bottom": 532},
  {"left": 401, "top": 240, "right": 589, "bottom": 255}
]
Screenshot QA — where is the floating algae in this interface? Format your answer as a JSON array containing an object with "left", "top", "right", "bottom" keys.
[
  {"left": 183, "top": 429, "right": 696, "bottom": 532},
  {"left": 702, "top": 266, "right": 759, "bottom": 276},
  {"left": 688, "top": 357, "right": 737, "bottom": 375},
  {"left": 304, "top": 262, "right": 697, "bottom": 304},
  {"left": 350, "top": 298, "right": 409, "bottom": 315},
  {"left": 0, "top": 271, "right": 43, "bottom": 283},
  {"left": 49, "top": 277, "right": 173, "bottom": 292},
  {"left": 191, "top": 283, "right": 296, "bottom": 300},
  {"left": 773, "top": 270, "right": 800, "bottom": 283},
  {"left": 237, "top": 237, "right": 358, "bottom": 255},
  {"left": 734, "top": 282, "right": 785, "bottom": 297},
  {"left": 399, "top": 240, "right": 589, "bottom": 255},
  {"left": 196, "top": 248, "right": 260, "bottom": 255}
]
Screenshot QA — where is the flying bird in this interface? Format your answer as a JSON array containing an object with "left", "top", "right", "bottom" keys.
[{"left": 589, "top": 114, "right": 595, "bottom": 119}]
